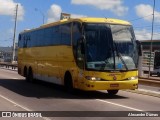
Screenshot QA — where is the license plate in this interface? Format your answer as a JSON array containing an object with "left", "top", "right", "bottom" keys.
[{"left": 110, "top": 84, "right": 119, "bottom": 87}]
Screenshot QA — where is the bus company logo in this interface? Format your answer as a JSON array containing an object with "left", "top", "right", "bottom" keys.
[
  {"left": 113, "top": 75, "right": 117, "bottom": 80},
  {"left": 108, "top": 74, "right": 118, "bottom": 80}
]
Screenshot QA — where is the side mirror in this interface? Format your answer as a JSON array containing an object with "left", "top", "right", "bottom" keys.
[
  {"left": 136, "top": 40, "right": 142, "bottom": 56},
  {"left": 80, "top": 35, "right": 85, "bottom": 54}
]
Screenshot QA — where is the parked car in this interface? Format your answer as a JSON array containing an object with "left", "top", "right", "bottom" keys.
[{"left": 150, "top": 66, "right": 160, "bottom": 76}]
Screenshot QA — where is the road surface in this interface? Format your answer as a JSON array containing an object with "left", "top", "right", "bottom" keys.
[{"left": 0, "top": 68, "right": 159, "bottom": 120}]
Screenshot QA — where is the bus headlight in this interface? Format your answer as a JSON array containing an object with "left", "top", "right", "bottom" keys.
[
  {"left": 85, "top": 76, "right": 101, "bottom": 81},
  {"left": 127, "top": 76, "right": 138, "bottom": 80}
]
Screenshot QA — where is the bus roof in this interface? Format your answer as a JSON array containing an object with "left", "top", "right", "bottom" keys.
[
  {"left": 20, "top": 17, "right": 131, "bottom": 33},
  {"left": 42, "top": 17, "right": 131, "bottom": 27}
]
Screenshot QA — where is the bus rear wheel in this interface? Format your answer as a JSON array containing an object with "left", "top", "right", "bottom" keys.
[
  {"left": 24, "top": 67, "right": 29, "bottom": 82},
  {"left": 107, "top": 90, "right": 119, "bottom": 95},
  {"left": 157, "top": 72, "right": 160, "bottom": 77},
  {"left": 27, "top": 68, "right": 34, "bottom": 83}
]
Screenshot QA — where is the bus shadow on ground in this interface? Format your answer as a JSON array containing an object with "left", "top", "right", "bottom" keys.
[{"left": 0, "top": 78, "right": 128, "bottom": 99}]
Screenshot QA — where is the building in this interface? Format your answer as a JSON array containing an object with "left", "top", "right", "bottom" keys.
[
  {"left": 141, "top": 40, "right": 160, "bottom": 52},
  {"left": 0, "top": 47, "right": 12, "bottom": 62},
  {"left": 0, "top": 43, "right": 18, "bottom": 62},
  {"left": 139, "top": 40, "right": 160, "bottom": 76}
]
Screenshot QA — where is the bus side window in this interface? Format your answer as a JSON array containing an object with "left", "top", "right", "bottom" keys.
[
  {"left": 72, "top": 22, "right": 84, "bottom": 69},
  {"left": 18, "top": 34, "right": 22, "bottom": 48},
  {"left": 61, "top": 23, "right": 71, "bottom": 45},
  {"left": 72, "top": 22, "right": 80, "bottom": 54},
  {"left": 27, "top": 34, "right": 31, "bottom": 47},
  {"left": 53, "top": 25, "right": 61, "bottom": 45},
  {"left": 23, "top": 35, "right": 26, "bottom": 48},
  {"left": 19, "top": 34, "right": 21, "bottom": 41}
]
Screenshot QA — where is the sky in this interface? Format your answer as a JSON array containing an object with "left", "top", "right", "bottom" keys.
[{"left": 0, "top": 0, "right": 160, "bottom": 47}]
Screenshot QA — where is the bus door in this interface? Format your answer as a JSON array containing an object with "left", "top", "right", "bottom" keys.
[{"left": 72, "top": 22, "right": 86, "bottom": 88}]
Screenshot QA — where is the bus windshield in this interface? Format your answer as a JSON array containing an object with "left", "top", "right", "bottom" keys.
[{"left": 84, "top": 23, "right": 138, "bottom": 71}]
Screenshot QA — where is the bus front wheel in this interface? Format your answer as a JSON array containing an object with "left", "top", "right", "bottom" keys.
[
  {"left": 64, "top": 72, "right": 74, "bottom": 94},
  {"left": 107, "top": 90, "right": 119, "bottom": 95}
]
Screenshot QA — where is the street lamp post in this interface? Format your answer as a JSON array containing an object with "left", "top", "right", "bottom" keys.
[
  {"left": 12, "top": 4, "right": 18, "bottom": 63},
  {"left": 35, "top": 8, "right": 45, "bottom": 24},
  {"left": 148, "top": 0, "right": 155, "bottom": 78}
]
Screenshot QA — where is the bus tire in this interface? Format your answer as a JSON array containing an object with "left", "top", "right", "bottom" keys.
[
  {"left": 64, "top": 72, "right": 74, "bottom": 94},
  {"left": 107, "top": 90, "right": 119, "bottom": 95},
  {"left": 27, "top": 68, "right": 34, "bottom": 83},
  {"left": 24, "top": 67, "right": 29, "bottom": 82},
  {"left": 157, "top": 72, "right": 160, "bottom": 77}
]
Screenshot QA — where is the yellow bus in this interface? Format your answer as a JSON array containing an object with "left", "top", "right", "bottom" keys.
[{"left": 18, "top": 17, "right": 141, "bottom": 95}]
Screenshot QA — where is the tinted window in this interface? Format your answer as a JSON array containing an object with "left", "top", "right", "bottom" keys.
[
  {"left": 61, "top": 23, "right": 71, "bottom": 45},
  {"left": 53, "top": 25, "right": 61, "bottom": 45},
  {"left": 44, "top": 28, "right": 52, "bottom": 46},
  {"left": 72, "top": 22, "right": 84, "bottom": 69},
  {"left": 18, "top": 34, "right": 23, "bottom": 48},
  {"left": 19, "top": 22, "right": 72, "bottom": 48},
  {"left": 72, "top": 22, "right": 81, "bottom": 49}
]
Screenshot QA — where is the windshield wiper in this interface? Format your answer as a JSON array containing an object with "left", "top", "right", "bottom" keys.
[{"left": 113, "top": 41, "right": 128, "bottom": 70}]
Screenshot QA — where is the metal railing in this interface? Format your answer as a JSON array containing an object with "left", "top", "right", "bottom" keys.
[{"left": 0, "top": 62, "right": 17, "bottom": 70}]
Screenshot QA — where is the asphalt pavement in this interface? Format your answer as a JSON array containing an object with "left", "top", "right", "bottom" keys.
[{"left": 0, "top": 68, "right": 160, "bottom": 120}]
